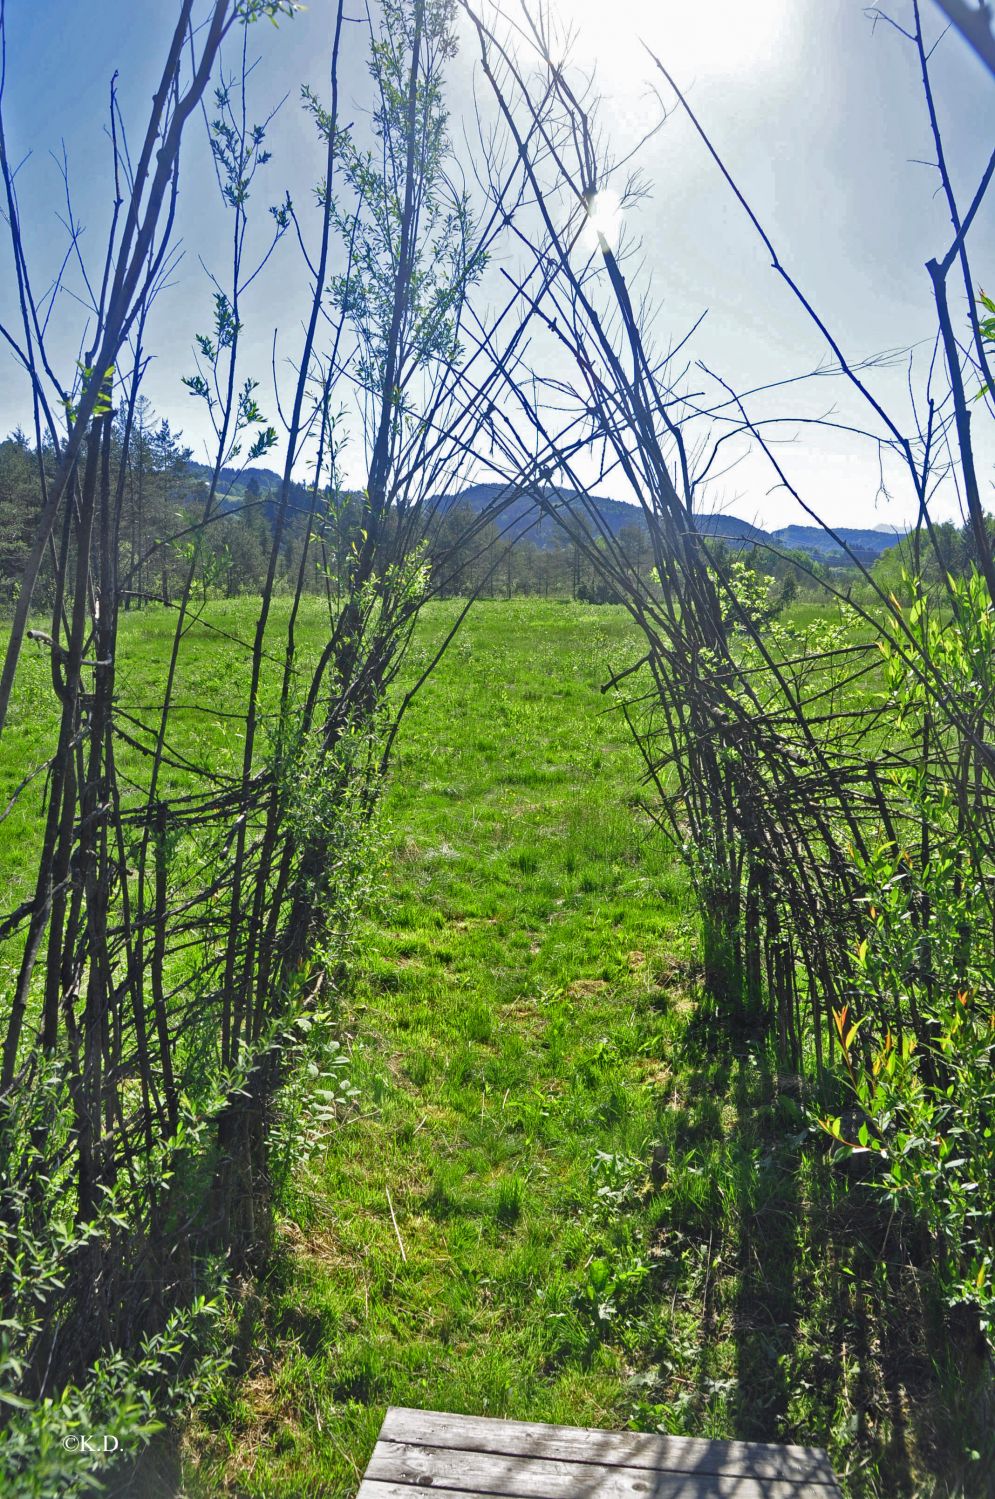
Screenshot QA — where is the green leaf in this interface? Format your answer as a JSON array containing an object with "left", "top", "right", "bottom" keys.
[{"left": 0, "top": 1389, "right": 33, "bottom": 1409}]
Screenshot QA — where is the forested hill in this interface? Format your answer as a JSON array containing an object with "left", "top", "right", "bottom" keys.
[
  {"left": 431, "top": 482, "right": 780, "bottom": 551},
  {"left": 187, "top": 464, "right": 906, "bottom": 563},
  {"left": 0, "top": 441, "right": 905, "bottom": 612},
  {"left": 412, "top": 481, "right": 907, "bottom": 563},
  {"left": 430, "top": 481, "right": 649, "bottom": 547},
  {"left": 694, "top": 514, "right": 906, "bottom": 565}
]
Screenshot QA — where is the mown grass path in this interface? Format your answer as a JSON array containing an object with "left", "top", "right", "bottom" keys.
[{"left": 187, "top": 599, "right": 691, "bottom": 1496}]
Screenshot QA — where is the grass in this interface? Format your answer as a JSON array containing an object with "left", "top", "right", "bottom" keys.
[
  {"left": 173, "top": 597, "right": 691, "bottom": 1493},
  {"left": 2, "top": 594, "right": 992, "bottom": 1496},
  {"left": 0, "top": 599, "right": 300, "bottom": 911},
  {"left": 160, "top": 597, "right": 994, "bottom": 1499}
]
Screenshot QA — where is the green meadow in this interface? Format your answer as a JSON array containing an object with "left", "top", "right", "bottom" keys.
[
  {"left": 1, "top": 598, "right": 988, "bottom": 1497},
  {"left": 108, "top": 596, "right": 980, "bottom": 1499}
]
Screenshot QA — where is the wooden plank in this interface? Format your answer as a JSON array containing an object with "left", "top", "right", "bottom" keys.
[
  {"left": 358, "top": 1485, "right": 484, "bottom": 1499},
  {"left": 359, "top": 1485, "right": 769, "bottom": 1499},
  {"left": 364, "top": 1440, "right": 838, "bottom": 1499},
  {"left": 358, "top": 1485, "right": 530, "bottom": 1499},
  {"left": 378, "top": 1408, "right": 839, "bottom": 1488}
]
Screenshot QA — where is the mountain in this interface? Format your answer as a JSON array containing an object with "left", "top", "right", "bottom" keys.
[
  {"left": 433, "top": 482, "right": 650, "bottom": 547},
  {"left": 184, "top": 461, "right": 285, "bottom": 496},
  {"left": 694, "top": 514, "right": 771, "bottom": 547},
  {"left": 438, "top": 485, "right": 775, "bottom": 549},
  {"left": 181, "top": 462, "right": 905, "bottom": 565},
  {"left": 771, "top": 524, "right": 903, "bottom": 559},
  {"left": 437, "top": 486, "right": 905, "bottom": 563}
]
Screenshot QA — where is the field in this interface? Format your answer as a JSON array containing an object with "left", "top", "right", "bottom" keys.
[
  {"left": 2, "top": 596, "right": 991, "bottom": 1497},
  {"left": 104, "top": 596, "right": 983, "bottom": 1499}
]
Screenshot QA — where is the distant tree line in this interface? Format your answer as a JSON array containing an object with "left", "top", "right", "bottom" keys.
[
  {"left": 872, "top": 514, "right": 995, "bottom": 598},
  {"left": 1, "top": 434, "right": 846, "bottom": 613},
  {"left": 0, "top": 408, "right": 323, "bottom": 613}
]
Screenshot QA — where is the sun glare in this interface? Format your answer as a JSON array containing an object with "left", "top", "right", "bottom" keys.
[
  {"left": 582, "top": 189, "right": 623, "bottom": 251},
  {"left": 552, "top": 0, "right": 792, "bottom": 81}
]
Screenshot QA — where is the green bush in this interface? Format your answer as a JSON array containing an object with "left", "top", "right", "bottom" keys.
[{"left": 823, "top": 569, "right": 995, "bottom": 1343}]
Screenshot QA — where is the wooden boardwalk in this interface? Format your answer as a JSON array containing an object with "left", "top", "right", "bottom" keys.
[{"left": 357, "top": 1407, "right": 843, "bottom": 1499}]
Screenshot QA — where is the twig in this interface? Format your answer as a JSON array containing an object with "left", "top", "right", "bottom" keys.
[{"left": 386, "top": 1186, "right": 407, "bottom": 1264}]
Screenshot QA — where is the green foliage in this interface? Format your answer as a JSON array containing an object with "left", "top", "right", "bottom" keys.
[
  {"left": 0, "top": 1065, "right": 232, "bottom": 1495},
  {"left": 0, "top": 433, "right": 41, "bottom": 609},
  {"left": 872, "top": 518, "right": 995, "bottom": 600},
  {"left": 823, "top": 569, "right": 995, "bottom": 1342},
  {"left": 209, "top": 84, "right": 273, "bottom": 211},
  {"left": 977, "top": 289, "right": 994, "bottom": 400},
  {"left": 235, "top": 0, "right": 303, "bottom": 23},
  {"left": 0, "top": 1296, "right": 229, "bottom": 1498},
  {"left": 321, "top": 0, "right": 486, "bottom": 392},
  {"left": 713, "top": 556, "right": 784, "bottom": 632},
  {"left": 60, "top": 363, "right": 115, "bottom": 426}
]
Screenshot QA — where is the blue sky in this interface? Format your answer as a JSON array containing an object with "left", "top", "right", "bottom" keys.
[{"left": 0, "top": 1, "right": 992, "bottom": 529}]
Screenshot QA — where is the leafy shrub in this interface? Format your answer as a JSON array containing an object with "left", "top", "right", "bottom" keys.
[{"left": 823, "top": 570, "right": 995, "bottom": 1343}]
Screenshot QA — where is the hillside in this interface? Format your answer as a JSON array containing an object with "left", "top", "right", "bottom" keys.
[
  {"left": 420, "top": 482, "right": 905, "bottom": 563},
  {"left": 772, "top": 522, "right": 905, "bottom": 557},
  {"left": 427, "top": 481, "right": 649, "bottom": 547},
  {"left": 196, "top": 464, "right": 906, "bottom": 564}
]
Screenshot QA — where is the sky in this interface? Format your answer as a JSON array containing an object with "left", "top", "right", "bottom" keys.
[{"left": 0, "top": 0, "right": 993, "bottom": 530}]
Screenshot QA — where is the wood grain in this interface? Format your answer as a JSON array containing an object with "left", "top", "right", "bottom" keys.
[
  {"left": 362, "top": 1439, "right": 839, "bottom": 1499},
  {"left": 376, "top": 1407, "right": 839, "bottom": 1487}
]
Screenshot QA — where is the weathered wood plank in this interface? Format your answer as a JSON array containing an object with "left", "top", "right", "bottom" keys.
[
  {"left": 364, "top": 1440, "right": 838, "bottom": 1499},
  {"left": 357, "top": 1485, "right": 516, "bottom": 1499},
  {"left": 379, "top": 1408, "right": 839, "bottom": 1488}
]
